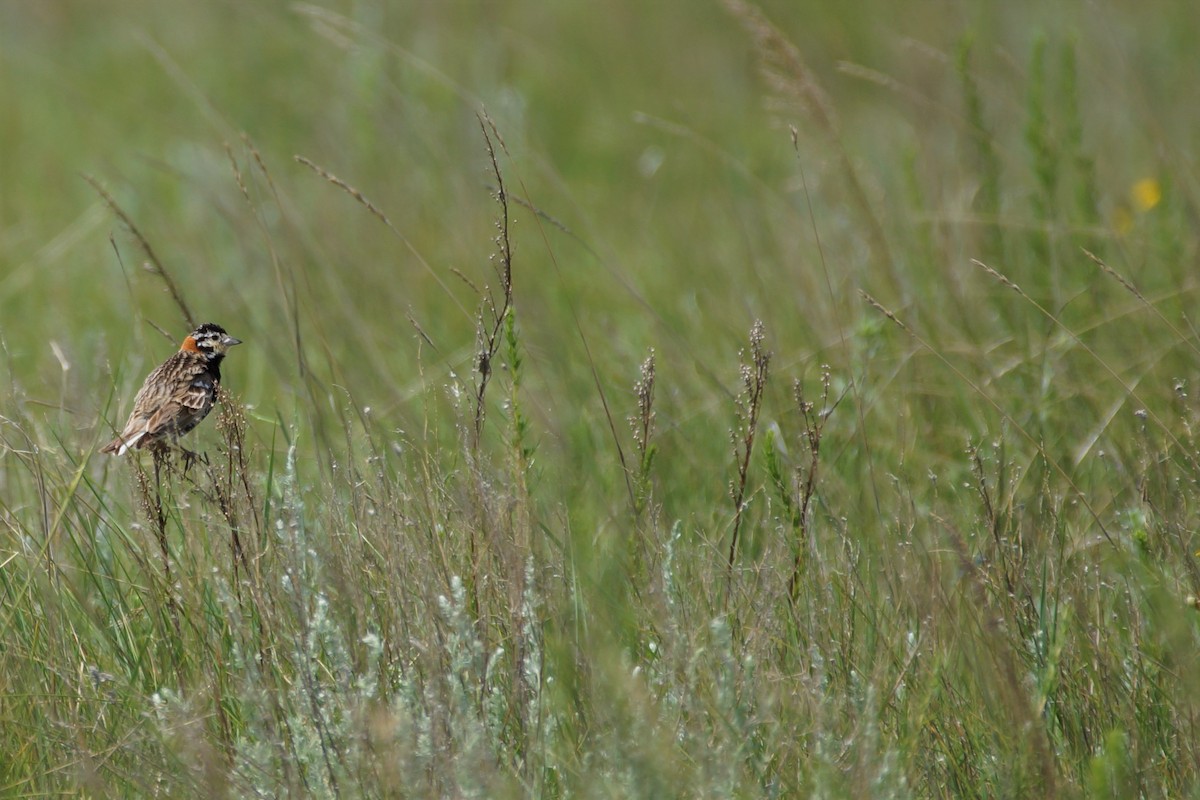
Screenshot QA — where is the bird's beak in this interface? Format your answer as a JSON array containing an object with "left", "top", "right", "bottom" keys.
[{"left": 223, "top": 335, "right": 243, "bottom": 347}]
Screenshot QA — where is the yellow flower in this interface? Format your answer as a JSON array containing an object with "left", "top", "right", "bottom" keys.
[{"left": 1131, "top": 178, "right": 1161, "bottom": 211}]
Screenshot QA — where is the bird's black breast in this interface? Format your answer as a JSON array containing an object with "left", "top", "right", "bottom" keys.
[{"left": 206, "top": 354, "right": 225, "bottom": 382}]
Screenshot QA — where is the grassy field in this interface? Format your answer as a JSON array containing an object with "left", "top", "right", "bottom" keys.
[{"left": 2, "top": 1, "right": 1200, "bottom": 796}]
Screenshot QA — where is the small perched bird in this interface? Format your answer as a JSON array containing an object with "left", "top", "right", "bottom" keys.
[{"left": 101, "top": 322, "right": 242, "bottom": 456}]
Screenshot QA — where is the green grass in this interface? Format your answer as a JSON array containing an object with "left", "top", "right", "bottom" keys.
[{"left": 2, "top": 1, "right": 1200, "bottom": 796}]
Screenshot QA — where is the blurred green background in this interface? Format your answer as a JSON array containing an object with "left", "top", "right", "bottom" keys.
[
  {"left": 4, "top": 0, "right": 1189, "bottom": 438},
  {"left": 4, "top": 0, "right": 1200, "bottom": 796},
  {"left": 0, "top": 1, "right": 1189, "bottom": 405}
]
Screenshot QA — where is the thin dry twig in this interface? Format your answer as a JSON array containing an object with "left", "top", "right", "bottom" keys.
[
  {"left": 728, "top": 320, "right": 771, "bottom": 581},
  {"left": 785, "top": 367, "right": 835, "bottom": 602},
  {"left": 859, "top": 289, "right": 1114, "bottom": 546},
  {"left": 471, "top": 112, "right": 516, "bottom": 448},
  {"left": 972, "top": 257, "right": 1195, "bottom": 470},
  {"left": 84, "top": 174, "right": 196, "bottom": 328},
  {"left": 293, "top": 154, "right": 471, "bottom": 321},
  {"left": 482, "top": 111, "right": 638, "bottom": 512},
  {"left": 1085, "top": 247, "right": 1200, "bottom": 359},
  {"left": 723, "top": 0, "right": 898, "bottom": 295}
]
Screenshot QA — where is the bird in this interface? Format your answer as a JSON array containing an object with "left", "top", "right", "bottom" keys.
[{"left": 100, "top": 322, "right": 242, "bottom": 456}]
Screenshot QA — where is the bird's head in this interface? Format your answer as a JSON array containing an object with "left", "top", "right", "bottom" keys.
[{"left": 181, "top": 322, "right": 242, "bottom": 357}]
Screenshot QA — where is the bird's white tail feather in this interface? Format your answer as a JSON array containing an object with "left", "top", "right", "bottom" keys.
[{"left": 116, "top": 430, "right": 148, "bottom": 455}]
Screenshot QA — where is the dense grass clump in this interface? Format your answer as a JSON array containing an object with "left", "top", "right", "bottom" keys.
[{"left": 2, "top": 1, "right": 1200, "bottom": 796}]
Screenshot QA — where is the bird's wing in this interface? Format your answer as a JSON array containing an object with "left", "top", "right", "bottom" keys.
[
  {"left": 141, "top": 398, "right": 188, "bottom": 437},
  {"left": 101, "top": 363, "right": 170, "bottom": 452},
  {"left": 141, "top": 371, "right": 216, "bottom": 435},
  {"left": 106, "top": 357, "right": 212, "bottom": 445},
  {"left": 178, "top": 373, "right": 217, "bottom": 411}
]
